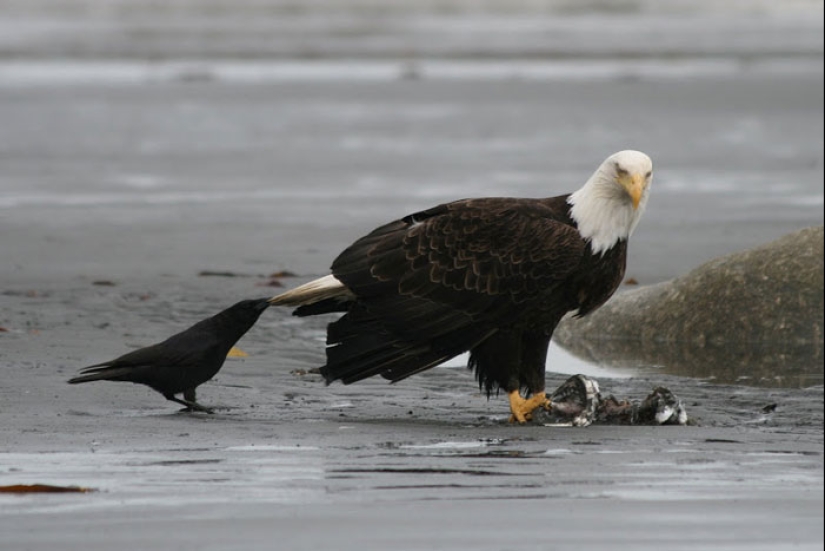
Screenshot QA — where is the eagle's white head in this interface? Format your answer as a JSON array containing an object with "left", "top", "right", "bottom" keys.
[{"left": 568, "top": 150, "right": 653, "bottom": 255}]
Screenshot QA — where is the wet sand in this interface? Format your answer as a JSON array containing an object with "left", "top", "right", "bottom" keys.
[
  {"left": 1, "top": 283, "right": 823, "bottom": 550},
  {"left": 2, "top": 186, "right": 823, "bottom": 550},
  {"left": 1, "top": 2, "right": 824, "bottom": 550}
]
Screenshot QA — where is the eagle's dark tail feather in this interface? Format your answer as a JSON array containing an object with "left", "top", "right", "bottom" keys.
[
  {"left": 292, "top": 297, "right": 350, "bottom": 317},
  {"left": 320, "top": 307, "right": 495, "bottom": 386}
]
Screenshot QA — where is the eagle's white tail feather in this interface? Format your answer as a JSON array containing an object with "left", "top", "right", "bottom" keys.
[{"left": 268, "top": 274, "right": 353, "bottom": 306}]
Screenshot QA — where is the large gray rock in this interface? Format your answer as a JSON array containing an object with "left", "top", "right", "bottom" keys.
[{"left": 555, "top": 226, "right": 824, "bottom": 387}]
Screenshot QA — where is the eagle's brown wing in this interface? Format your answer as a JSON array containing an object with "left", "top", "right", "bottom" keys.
[{"left": 322, "top": 197, "right": 587, "bottom": 384}]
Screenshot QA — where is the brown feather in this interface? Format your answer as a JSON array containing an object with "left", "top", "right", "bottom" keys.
[{"left": 317, "top": 195, "right": 627, "bottom": 395}]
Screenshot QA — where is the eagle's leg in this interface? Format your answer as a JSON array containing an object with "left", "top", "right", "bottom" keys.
[
  {"left": 165, "top": 389, "right": 214, "bottom": 414},
  {"left": 508, "top": 390, "right": 552, "bottom": 424},
  {"left": 507, "top": 331, "right": 553, "bottom": 423}
]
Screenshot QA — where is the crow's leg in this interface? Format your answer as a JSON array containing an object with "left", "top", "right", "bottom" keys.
[{"left": 165, "top": 390, "right": 214, "bottom": 414}]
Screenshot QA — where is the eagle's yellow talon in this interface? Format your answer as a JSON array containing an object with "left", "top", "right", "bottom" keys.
[{"left": 508, "top": 390, "right": 550, "bottom": 424}]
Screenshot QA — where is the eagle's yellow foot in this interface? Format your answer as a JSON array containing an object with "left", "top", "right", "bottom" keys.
[{"left": 508, "top": 390, "right": 552, "bottom": 424}]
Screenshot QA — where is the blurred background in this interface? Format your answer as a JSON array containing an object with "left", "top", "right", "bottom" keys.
[
  {"left": 0, "top": 0, "right": 822, "bottom": 281},
  {"left": 0, "top": 0, "right": 822, "bottom": 61}
]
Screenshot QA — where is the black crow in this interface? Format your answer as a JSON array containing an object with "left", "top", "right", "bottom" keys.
[{"left": 68, "top": 298, "right": 270, "bottom": 413}]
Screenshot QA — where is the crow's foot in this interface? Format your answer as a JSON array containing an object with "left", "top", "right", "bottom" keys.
[{"left": 166, "top": 394, "right": 215, "bottom": 414}]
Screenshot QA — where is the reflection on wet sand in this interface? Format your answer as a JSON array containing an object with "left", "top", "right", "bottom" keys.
[{"left": 556, "top": 337, "right": 823, "bottom": 389}]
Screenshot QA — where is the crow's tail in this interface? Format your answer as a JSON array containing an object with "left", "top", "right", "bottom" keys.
[{"left": 67, "top": 364, "right": 136, "bottom": 384}]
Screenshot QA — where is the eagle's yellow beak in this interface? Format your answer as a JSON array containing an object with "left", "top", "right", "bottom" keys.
[{"left": 618, "top": 172, "right": 646, "bottom": 210}]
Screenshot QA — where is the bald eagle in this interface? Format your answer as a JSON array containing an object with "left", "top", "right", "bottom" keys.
[{"left": 269, "top": 150, "right": 653, "bottom": 422}]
